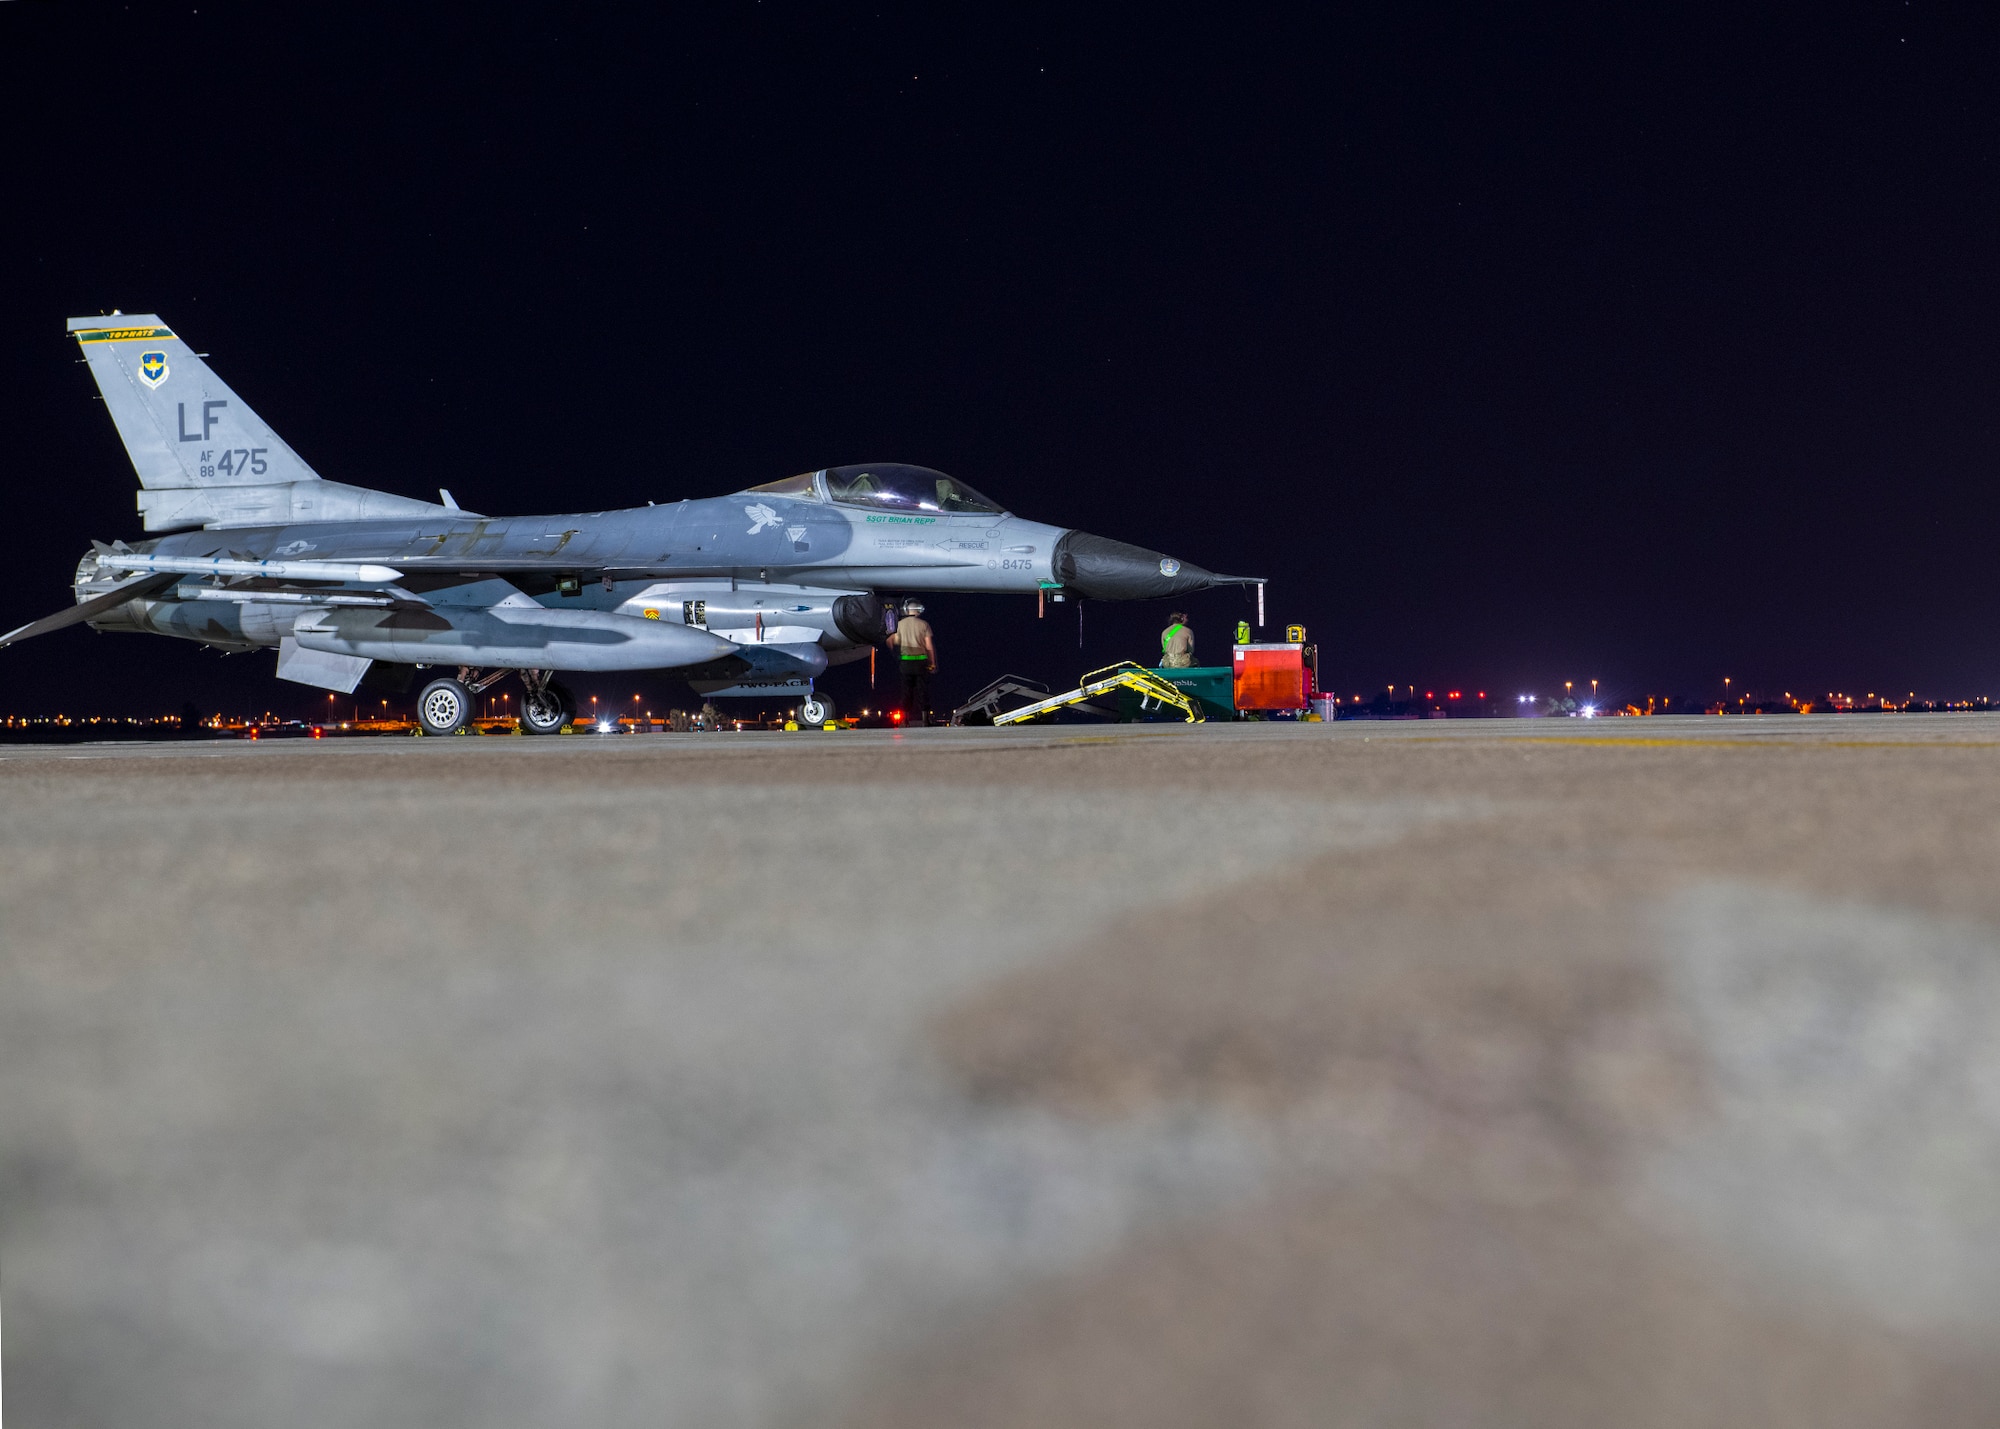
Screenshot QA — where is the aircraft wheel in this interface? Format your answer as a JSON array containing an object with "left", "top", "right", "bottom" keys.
[
  {"left": 417, "top": 677, "right": 474, "bottom": 736},
  {"left": 800, "top": 693, "right": 835, "bottom": 726},
  {"left": 551, "top": 680, "right": 578, "bottom": 725},
  {"left": 519, "top": 684, "right": 568, "bottom": 736}
]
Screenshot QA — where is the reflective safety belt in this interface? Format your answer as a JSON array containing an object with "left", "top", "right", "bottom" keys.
[{"left": 1161, "top": 623, "right": 1185, "bottom": 653}]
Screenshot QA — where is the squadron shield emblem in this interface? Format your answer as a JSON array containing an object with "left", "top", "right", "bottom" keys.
[{"left": 137, "top": 351, "right": 169, "bottom": 389}]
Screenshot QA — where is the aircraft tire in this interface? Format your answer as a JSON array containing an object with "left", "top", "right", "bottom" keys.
[
  {"left": 800, "top": 693, "right": 835, "bottom": 726},
  {"left": 417, "top": 677, "right": 474, "bottom": 736},
  {"left": 551, "top": 680, "right": 578, "bottom": 724},
  {"left": 519, "top": 685, "right": 567, "bottom": 736}
]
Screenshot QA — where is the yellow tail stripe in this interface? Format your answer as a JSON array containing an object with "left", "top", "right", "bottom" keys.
[{"left": 73, "top": 328, "right": 177, "bottom": 345}]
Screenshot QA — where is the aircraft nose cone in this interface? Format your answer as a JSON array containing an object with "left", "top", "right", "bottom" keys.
[{"left": 1052, "top": 530, "right": 1218, "bottom": 599}]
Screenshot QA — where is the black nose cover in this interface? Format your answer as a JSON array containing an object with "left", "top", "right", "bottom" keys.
[{"left": 1052, "top": 531, "right": 1217, "bottom": 600}]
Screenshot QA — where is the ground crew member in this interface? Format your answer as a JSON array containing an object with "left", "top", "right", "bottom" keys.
[
  {"left": 893, "top": 598, "right": 937, "bottom": 724},
  {"left": 1160, "top": 612, "right": 1195, "bottom": 668}
]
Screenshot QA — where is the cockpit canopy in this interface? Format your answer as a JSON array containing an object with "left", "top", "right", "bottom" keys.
[
  {"left": 824, "top": 464, "right": 1005, "bottom": 515},
  {"left": 746, "top": 464, "right": 1006, "bottom": 515}
]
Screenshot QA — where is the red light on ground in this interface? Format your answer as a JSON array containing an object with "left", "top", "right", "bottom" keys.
[
  {"left": 1449, "top": 691, "right": 1460, "bottom": 699},
  {"left": 890, "top": 710, "right": 905, "bottom": 723}
]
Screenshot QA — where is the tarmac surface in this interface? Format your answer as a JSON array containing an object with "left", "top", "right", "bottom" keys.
[{"left": 4, "top": 715, "right": 1999, "bottom": 1427}]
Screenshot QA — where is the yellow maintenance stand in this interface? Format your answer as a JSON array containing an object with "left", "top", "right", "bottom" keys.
[{"left": 992, "top": 661, "right": 1203, "bottom": 725}]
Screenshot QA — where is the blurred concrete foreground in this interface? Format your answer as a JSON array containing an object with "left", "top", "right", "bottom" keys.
[{"left": 2, "top": 718, "right": 1998, "bottom": 1427}]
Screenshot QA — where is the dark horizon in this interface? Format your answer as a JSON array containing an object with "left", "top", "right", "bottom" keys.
[{"left": 6, "top": 3, "right": 1999, "bottom": 718}]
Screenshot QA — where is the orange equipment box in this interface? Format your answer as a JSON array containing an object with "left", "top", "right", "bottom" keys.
[{"left": 1232, "top": 643, "right": 1310, "bottom": 710}]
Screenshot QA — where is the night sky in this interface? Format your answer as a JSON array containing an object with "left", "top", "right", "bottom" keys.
[{"left": 4, "top": 2, "right": 1998, "bottom": 717}]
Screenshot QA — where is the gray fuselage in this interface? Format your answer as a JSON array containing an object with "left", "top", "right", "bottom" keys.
[{"left": 78, "top": 483, "right": 1088, "bottom": 683}]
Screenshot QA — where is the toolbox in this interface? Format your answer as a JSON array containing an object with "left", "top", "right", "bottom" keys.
[{"left": 1233, "top": 643, "right": 1312, "bottom": 711}]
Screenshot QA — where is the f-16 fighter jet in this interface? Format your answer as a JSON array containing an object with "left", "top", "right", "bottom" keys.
[{"left": 3, "top": 314, "right": 1262, "bottom": 733}]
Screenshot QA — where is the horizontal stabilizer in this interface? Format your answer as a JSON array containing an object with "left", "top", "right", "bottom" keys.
[{"left": 0, "top": 572, "right": 177, "bottom": 649}]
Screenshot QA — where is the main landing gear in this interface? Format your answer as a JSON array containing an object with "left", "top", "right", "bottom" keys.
[
  {"left": 517, "top": 669, "right": 576, "bottom": 736},
  {"left": 416, "top": 676, "right": 475, "bottom": 735},
  {"left": 417, "top": 667, "right": 572, "bottom": 736}
]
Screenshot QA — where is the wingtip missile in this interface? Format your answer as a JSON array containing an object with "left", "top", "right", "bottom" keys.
[{"left": 92, "top": 553, "right": 406, "bottom": 585}]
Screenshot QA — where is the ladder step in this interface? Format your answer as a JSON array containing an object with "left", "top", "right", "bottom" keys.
[{"left": 993, "top": 661, "right": 1204, "bottom": 725}]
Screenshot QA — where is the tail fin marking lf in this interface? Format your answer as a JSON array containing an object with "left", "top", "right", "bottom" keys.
[
  {"left": 68, "top": 316, "right": 322, "bottom": 490},
  {"left": 67, "top": 313, "right": 454, "bottom": 531}
]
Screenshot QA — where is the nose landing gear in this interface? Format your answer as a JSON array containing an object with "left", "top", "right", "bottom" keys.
[{"left": 799, "top": 691, "right": 836, "bottom": 727}]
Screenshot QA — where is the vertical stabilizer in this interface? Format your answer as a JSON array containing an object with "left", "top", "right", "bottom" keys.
[
  {"left": 67, "top": 313, "right": 458, "bottom": 530},
  {"left": 69, "top": 315, "right": 320, "bottom": 489}
]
